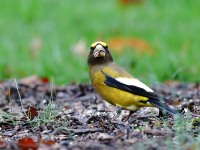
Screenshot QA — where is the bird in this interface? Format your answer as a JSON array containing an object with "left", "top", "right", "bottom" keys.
[{"left": 87, "top": 41, "right": 181, "bottom": 120}]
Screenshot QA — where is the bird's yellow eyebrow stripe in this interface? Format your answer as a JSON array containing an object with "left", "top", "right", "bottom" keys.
[{"left": 91, "top": 41, "right": 107, "bottom": 48}]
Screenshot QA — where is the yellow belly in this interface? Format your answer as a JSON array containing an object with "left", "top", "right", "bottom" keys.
[
  {"left": 89, "top": 64, "right": 153, "bottom": 111},
  {"left": 94, "top": 82, "right": 152, "bottom": 110}
]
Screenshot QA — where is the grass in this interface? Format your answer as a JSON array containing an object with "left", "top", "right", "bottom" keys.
[
  {"left": 0, "top": 0, "right": 200, "bottom": 84},
  {"left": 132, "top": 116, "right": 200, "bottom": 150}
]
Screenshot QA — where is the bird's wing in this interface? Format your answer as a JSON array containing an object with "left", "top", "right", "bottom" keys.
[
  {"left": 101, "top": 71, "right": 180, "bottom": 115},
  {"left": 101, "top": 70, "right": 170, "bottom": 103}
]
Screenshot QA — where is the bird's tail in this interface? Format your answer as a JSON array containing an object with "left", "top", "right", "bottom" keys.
[{"left": 148, "top": 98, "right": 181, "bottom": 116}]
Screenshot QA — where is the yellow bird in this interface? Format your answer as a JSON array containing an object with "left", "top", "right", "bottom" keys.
[{"left": 88, "top": 41, "right": 180, "bottom": 119}]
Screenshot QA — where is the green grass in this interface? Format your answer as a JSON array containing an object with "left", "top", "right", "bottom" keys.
[{"left": 0, "top": 0, "right": 200, "bottom": 84}]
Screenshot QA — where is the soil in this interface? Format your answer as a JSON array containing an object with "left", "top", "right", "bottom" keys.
[{"left": 0, "top": 76, "right": 199, "bottom": 150}]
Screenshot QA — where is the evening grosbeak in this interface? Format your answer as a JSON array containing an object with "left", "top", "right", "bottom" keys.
[{"left": 88, "top": 41, "right": 180, "bottom": 119}]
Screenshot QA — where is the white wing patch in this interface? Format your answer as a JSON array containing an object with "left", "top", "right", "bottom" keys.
[{"left": 115, "top": 77, "right": 154, "bottom": 92}]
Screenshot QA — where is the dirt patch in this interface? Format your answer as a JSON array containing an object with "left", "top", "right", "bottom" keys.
[{"left": 0, "top": 76, "right": 199, "bottom": 149}]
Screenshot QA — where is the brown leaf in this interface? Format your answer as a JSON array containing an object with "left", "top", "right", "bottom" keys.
[
  {"left": 0, "top": 140, "right": 6, "bottom": 149},
  {"left": 18, "top": 137, "right": 38, "bottom": 150},
  {"left": 39, "top": 139, "right": 55, "bottom": 146},
  {"left": 25, "top": 107, "right": 38, "bottom": 120}
]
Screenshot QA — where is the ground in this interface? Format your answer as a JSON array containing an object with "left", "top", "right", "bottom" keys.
[
  {"left": 0, "top": 1, "right": 200, "bottom": 149},
  {"left": 0, "top": 76, "right": 200, "bottom": 150}
]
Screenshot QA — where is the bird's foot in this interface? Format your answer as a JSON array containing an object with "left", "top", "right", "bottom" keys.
[
  {"left": 122, "top": 111, "right": 136, "bottom": 122},
  {"left": 112, "top": 107, "right": 122, "bottom": 121}
]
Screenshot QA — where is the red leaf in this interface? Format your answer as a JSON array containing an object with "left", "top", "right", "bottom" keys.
[
  {"left": 18, "top": 137, "right": 37, "bottom": 150},
  {"left": 40, "top": 77, "right": 49, "bottom": 83},
  {"left": 25, "top": 107, "right": 38, "bottom": 120}
]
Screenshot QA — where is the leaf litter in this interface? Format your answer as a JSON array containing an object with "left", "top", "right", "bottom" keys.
[{"left": 0, "top": 76, "right": 199, "bottom": 150}]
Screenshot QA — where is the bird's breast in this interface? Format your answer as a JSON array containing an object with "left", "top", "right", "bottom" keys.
[{"left": 90, "top": 70, "right": 151, "bottom": 110}]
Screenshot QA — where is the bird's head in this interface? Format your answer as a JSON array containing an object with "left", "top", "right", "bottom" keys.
[{"left": 88, "top": 41, "right": 113, "bottom": 66}]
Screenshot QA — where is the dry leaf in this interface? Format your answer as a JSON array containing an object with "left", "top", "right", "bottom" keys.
[
  {"left": 39, "top": 139, "right": 55, "bottom": 146},
  {"left": 25, "top": 107, "right": 38, "bottom": 120},
  {"left": 18, "top": 137, "right": 38, "bottom": 150}
]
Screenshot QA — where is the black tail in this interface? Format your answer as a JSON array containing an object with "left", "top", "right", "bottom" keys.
[{"left": 148, "top": 98, "right": 181, "bottom": 116}]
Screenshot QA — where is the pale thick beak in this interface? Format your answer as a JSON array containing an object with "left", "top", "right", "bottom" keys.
[{"left": 93, "top": 45, "right": 106, "bottom": 58}]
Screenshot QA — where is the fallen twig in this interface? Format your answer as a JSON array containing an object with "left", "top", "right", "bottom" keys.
[
  {"left": 52, "top": 127, "right": 104, "bottom": 136},
  {"left": 59, "top": 94, "right": 98, "bottom": 102},
  {"left": 143, "top": 129, "right": 169, "bottom": 136}
]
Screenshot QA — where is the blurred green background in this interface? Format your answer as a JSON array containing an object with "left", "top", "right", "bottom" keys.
[{"left": 0, "top": 0, "right": 199, "bottom": 84}]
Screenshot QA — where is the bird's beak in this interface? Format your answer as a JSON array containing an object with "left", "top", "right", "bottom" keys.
[{"left": 93, "top": 45, "right": 106, "bottom": 58}]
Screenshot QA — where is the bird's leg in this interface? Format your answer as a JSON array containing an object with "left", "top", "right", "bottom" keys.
[
  {"left": 116, "top": 107, "right": 122, "bottom": 115},
  {"left": 113, "top": 107, "right": 122, "bottom": 121},
  {"left": 123, "top": 110, "right": 136, "bottom": 122}
]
